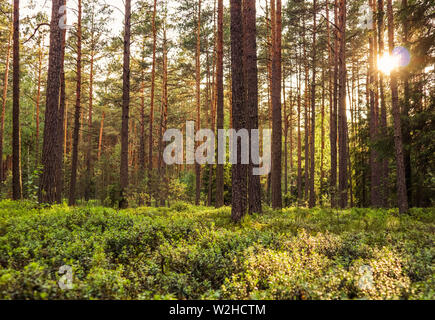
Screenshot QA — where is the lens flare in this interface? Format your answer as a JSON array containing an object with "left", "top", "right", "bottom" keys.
[
  {"left": 393, "top": 46, "right": 411, "bottom": 68},
  {"left": 378, "top": 54, "right": 399, "bottom": 75}
]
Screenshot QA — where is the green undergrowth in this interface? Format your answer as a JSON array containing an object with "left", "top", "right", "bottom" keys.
[{"left": 0, "top": 200, "right": 433, "bottom": 300}]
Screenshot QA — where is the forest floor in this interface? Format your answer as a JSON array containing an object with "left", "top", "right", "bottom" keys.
[{"left": 0, "top": 200, "right": 433, "bottom": 300}]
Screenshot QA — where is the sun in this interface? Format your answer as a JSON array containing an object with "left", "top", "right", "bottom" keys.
[{"left": 378, "top": 54, "right": 399, "bottom": 75}]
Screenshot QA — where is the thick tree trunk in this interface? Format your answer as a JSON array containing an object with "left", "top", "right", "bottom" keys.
[
  {"left": 243, "top": 0, "right": 262, "bottom": 214},
  {"left": 215, "top": 0, "right": 225, "bottom": 208},
  {"left": 56, "top": 4, "right": 67, "bottom": 204},
  {"left": 230, "top": 0, "right": 247, "bottom": 222},
  {"left": 120, "top": 0, "right": 131, "bottom": 208},
  {"left": 69, "top": 0, "right": 82, "bottom": 206},
  {"left": 40, "top": 0, "right": 64, "bottom": 204},
  {"left": 271, "top": 0, "right": 282, "bottom": 209},
  {"left": 387, "top": 0, "right": 408, "bottom": 214}
]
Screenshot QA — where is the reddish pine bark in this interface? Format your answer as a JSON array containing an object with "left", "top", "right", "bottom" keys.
[
  {"left": 0, "top": 21, "right": 12, "bottom": 182},
  {"left": 40, "top": 0, "right": 64, "bottom": 204},
  {"left": 271, "top": 0, "right": 282, "bottom": 209},
  {"left": 35, "top": 37, "right": 43, "bottom": 169},
  {"left": 215, "top": 0, "right": 225, "bottom": 208},
  {"left": 243, "top": 0, "right": 262, "bottom": 214},
  {"left": 330, "top": 0, "right": 339, "bottom": 208},
  {"left": 377, "top": 0, "right": 389, "bottom": 206},
  {"left": 85, "top": 29, "right": 95, "bottom": 201},
  {"left": 297, "top": 45, "right": 303, "bottom": 206},
  {"left": 56, "top": 3, "right": 67, "bottom": 204},
  {"left": 195, "top": 0, "right": 202, "bottom": 206},
  {"left": 401, "top": 0, "right": 412, "bottom": 206},
  {"left": 12, "top": 0, "right": 22, "bottom": 200},
  {"left": 387, "top": 0, "right": 409, "bottom": 214},
  {"left": 337, "top": 0, "right": 348, "bottom": 209},
  {"left": 309, "top": 0, "right": 317, "bottom": 208},
  {"left": 69, "top": 0, "right": 82, "bottom": 206},
  {"left": 230, "top": 0, "right": 247, "bottom": 222},
  {"left": 148, "top": 0, "right": 157, "bottom": 205},
  {"left": 139, "top": 37, "right": 146, "bottom": 181},
  {"left": 120, "top": 0, "right": 132, "bottom": 208},
  {"left": 369, "top": 0, "right": 381, "bottom": 207}
]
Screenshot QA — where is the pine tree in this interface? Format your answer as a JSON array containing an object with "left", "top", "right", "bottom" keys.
[
  {"left": 230, "top": 0, "right": 247, "bottom": 222},
  {"left": 243, "top": 0, "right": 262, "bottom": 214},
  {"left": 40, "top": 0, "right": 64, "bottom": 204}
]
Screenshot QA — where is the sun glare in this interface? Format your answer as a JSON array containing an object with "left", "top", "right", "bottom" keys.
[{"left": 378, "top": 54, "right": 399, "bottom": 75}]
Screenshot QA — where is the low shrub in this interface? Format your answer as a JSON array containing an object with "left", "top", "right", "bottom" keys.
[{"left": 0, "top": 201, "right": 433, "bottom": 300}]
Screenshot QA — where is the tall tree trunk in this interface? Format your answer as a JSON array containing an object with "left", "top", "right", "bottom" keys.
[
  {"left": 207, "top": 1, "right": 216, "bottom": 208},
  {"left": 158, "top": 20, "right": 168, "bottom": 206},
  {"left": 64, "top": 101, "right": 68, "bottom": 161},
  {"left": 195, "top": 0, "right": 202, "bottom": 206},
  {"left": 309, "top": 0, "right": 317, "bottom": 208},
  {"left": 40, "top": 0, "right": 64, "bottom": 204},
  {"left": 283, "top": 67, "right": 288, "bottom": 198},
  {"left": 215, "top": 0, "right": 225, "bottom": 208},
  {"left": 337, "top": 0, "right": 348, "bottom": 208},
  {"left": 330, "top": 0, "right": 339, "bottom": 208},
  {"left": 326, "top": 0, "right": 334, "bottom": 206},
  {"left": 289, "top": 82, "right": 294, "bottom": 199},
  {"left": 243, "top": 0, "right": 262, "bottom": 214},
  {"left": 369, "top": 0, "right": 381, "bottom": 207},
  {"left": 387, "top": 0, "right": 408, "bottom": 214},
  {"left": 230, "top": 0, "right": 247, "bottom": 222},
  {"left": 377, "top": 0, "right": 389, "bottom": 206},
  {"left": 34, "top": 36, "right": 43, "bottom": 170},
  {"left": 297, "top": 45, "right": 303, "bottom": 206},
  {"left": 12, "top": 0, "right": 22, "bottom": 200},
  {"left": 56, "top": 1, "right": 67, "bottom": 204},
  {"left": 0, "top": 20, "right": 12, "bottom": 182},
  {"left": 120, "top": 0, "right": 131, "bottom": 208},
  {"left": 320, "top": 66, "right": 325, "bottom": 205},
  {"left": 303, "top": 18, "right": 310, "bottom": 205},
  {"left": 271, "top": 0, "right": 282, "bottom": 209},
  {"left": 139, "top": 36, "right": 146, "bottom": 182},
  {"left": 148, "top": 0, "right": 157, "bottom": 205},
  {"left": 69, "top": 0, "right": 82, "bottom": 206},
  {"left": 266, "top": 0, "right": 273, "bottom": 206},
  {"left": 401, "top": 0, "right": 412, "bottom": 207},
  {"left": 85, "top": 31, "right": 95, "bottom": 202}
]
